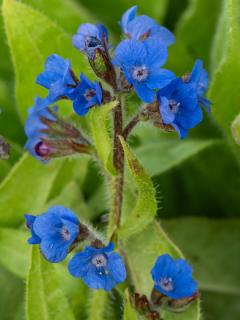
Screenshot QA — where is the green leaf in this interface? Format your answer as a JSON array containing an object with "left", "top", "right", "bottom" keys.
[
  {"left": 26, "top": 246, "right": 75, "bottom": 320},
  {"left": 133, "top": 125, "right": 218, "bottom": 177},
  {"left": 2, "top": 0, "right": 94, "bottom": 121},
  {"left": 87, "top": 101, "right": 118, "bottom": 174},
  {"left": 209, "top": 0, "right": 240, "bottom": 161},
  {"left": 125, "top": 221, "right": 200, "bottom": 320},
  {"left": 231, "top": 113, "right": 240, "bottom": 145},
  {"left": 123, "top": 290, "right": 138, "bottom": 320},
  {"left": 23, "top": 0, "right": 93, "bottom": 34},
  {"left": 0, "top": 153, "right": 62, "bottom": 227},
  {"left": 163, "top": 218, "right": 240, "bottom": 295},
  {"left": 118, "top": 137, "right": 157, "bottom": 240},
  {"left": 87, "top": 291, "right": 109, "bottom": 320},
  {"left": 167, "top": 0, "right": 222, "bottom": 73},
  {"left": 0, "top": 227, "right": 29, "bottom": 278},
  {"left": 0, "top": 266, "right": 24, "bottom": 320}
]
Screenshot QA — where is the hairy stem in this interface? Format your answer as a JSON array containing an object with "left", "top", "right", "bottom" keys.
[
  {"left": 122, "top": 114, "right": 140, "bottom": 139},
  {"left": 109, "top": 100, "right": 124, "bottom": 237}
]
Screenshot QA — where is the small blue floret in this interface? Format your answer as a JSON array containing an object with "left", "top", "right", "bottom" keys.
[
  {"left": 188, "top": 59, "right": 211, "bottom": 113},
  {"left": 68, "top": 242, "right": 126, "bottom": 291},
  {"left": 158, "top": 78, "right": 203, "bottom": 139},
  {"left": 25, "top": 206, "right": 80, "bottom": 263},
  {"left": 36, "top": 54, "right": 77, "bottom": 105},
  {"left": 151, "top": 254, "right": 198, "bottom": 299},
  {"left": 72, "top": 23, "right": 108, "bottom": 58},
  {"left": 24, "top": 97, "right": 57, "bottom": 161},
  {"left": 113, "top": 38, "right": 175, "bottom": 103},
  {"left": 120, "top": 6, "right": 174, "bottom": 46},
  {"left": 73, "top": 73, "right": 103, "bottom": 116}
]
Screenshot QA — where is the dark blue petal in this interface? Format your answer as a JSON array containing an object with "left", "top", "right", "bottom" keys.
[
  {"left": 144, "top": 38, "right": 168, "bottom": 67},
  {"left": 159, "top": 96, "right": 175, "bottom": 124},
  {"left": 24, "top": 214, "right": 41, "bottom": 244}
]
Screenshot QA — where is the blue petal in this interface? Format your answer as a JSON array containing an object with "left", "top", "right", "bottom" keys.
[
  {"left": 126, "top": 15, "right": 156, "bottom": 40},
  {"left": 134, "top": 82, "right": 156, "bottom": 103},
  {"left": 40, "top": 239, "right": 69, "bottom": 263},
  {"left": 148, "top": 69, "right": 176, "bottom": 90},
  {"left": 24, "top": 136, "right": 48, "bottom": 162},
  {"left": 159, "top": 96, "right": 175, "bottom": 124},
  {"left": 113, "top": 40, "right": 147, "bottom": 67},
  {"left": 144, "top": 38, "right": 168, "bottom": 67},
  {"left": 172, "top": 123, "right": 188, "bottom": 140},
  {"left": 175, "top": 105, "right": 203, "bottom": 130},
  {"left": 119, "top": 5, "right": 138, "bottom": 33},
  {"left": 106, "top": 252, "right": 126, "bottom": 284},
  {"left": 24, "top": 214, "right": 41, "bottom": 244}
]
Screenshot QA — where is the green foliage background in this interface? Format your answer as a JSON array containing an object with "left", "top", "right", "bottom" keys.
[{"left": 0, "top": 0, "right": 240, "bottom": 319}]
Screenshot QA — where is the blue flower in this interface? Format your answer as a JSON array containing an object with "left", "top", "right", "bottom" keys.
[
  {"left": 113, "top": 39, "right": 175, "bottom": 103},
  {"left": 186, "top": 59, "right": 211, "bottom": 112},
  {"left": 24, "top": 214, "right": 41, "bottom": 244},
  {"left": 68, "top": 242, "right": 126, "bottom": 291},
  {"left": 73, "top": 73, "right": 103, "bottom": 116},
  {"left": 36, "top": 54, "right": 78, "bottom": 105},
  {"left": 72, "top": 23, "right": 108, "bottom": 58},
  {"left": 24, "top": 97, "right": 58, "bottom": 161},
  {"left": 157, "top": 78, "right": 203, "bottom": 139},
  {"left": 151, "top": 254, "right": 198, "bottom": 300},
  {"left": 120, "top": 6, "right": 174, "bottom": 46},
  {"left": 26, "top": 206, "right": 80, "bottom": 263}
]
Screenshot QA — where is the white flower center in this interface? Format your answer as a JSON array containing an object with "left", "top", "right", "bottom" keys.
[
  {"left": 132, "top": 65, "right": 149, "bottom": 82},
  {"left": 84, "top": 89, "right": 96, "bottom": 101},
  {"left": 169, "top": 100, "right": 180, "bottom": 113},
  {"left": 159, "top": 277, "right": 174, "bottom": 292},
  {"left": 91, "top": 254, "right": 108, "bottom": 268},
  {"left": 61, "top": 226, "right": 71, "bottom": 241}
]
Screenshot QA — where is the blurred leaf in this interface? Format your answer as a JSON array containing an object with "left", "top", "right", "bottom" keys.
[
  {"left": 0, "top": 153, "right": 62, "bottom": 227},
  {"left": 231, "top": 113, "right": 240, "bottom": 145},
  {"left": 23, "top": 0, "right": 93, "bottom": 33},
  {"left": 133, "top": 125, "right": 218, "bottom": 176},
  {"left": 0, "top": 227, "right": 29, "bottom": 278},
  {"left": 47, "top": 157, "right": 89, "bottom": 200},
  {"left": 167, "top": 0, "right": 222, "bottom": 74},
  {"left": 119, "top": 137, "right": 157, "bottom": 240},
  {"left": 125, "top": 221, "right": 200, "bottom": 319},
  {"left": 26, "top": 246, "right": 75, "bottom": 320},
  {"left": 87, "top": 291, "right": 108, "bottom": 320},
  {"left": 123, "top": 290, "right": 138, "bottom": 320},
  {"left": 202, "top": 291, "right": 240, "bottom": 320},
  {"left": 0, "top": 266, "right": 24, "bottom": 320},
  {"left": 163, "top": 218, "right": 240, "bottom": 295},
  {"left": 87, "top": 101, "right": 117, "bottom": 175},
  {"left": 209, "top": 0, "right": 240, "bottom": 161},
  {"left": 2, "top": 0, "right": 94, "bottom": 121}
]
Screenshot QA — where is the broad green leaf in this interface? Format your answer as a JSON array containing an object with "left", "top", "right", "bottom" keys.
[
  {"left": 133, "top": 125, "right": 218, "bottom": 177},
  {"left": 87, "top": 101, "right": 118, "bottom": 174},
  {"left": 123, "top": 290, "right": 138, "bottom": 320},
  {"left": 125, "top": 221, "right": 200, "bottom": 319},
  {"left": 202, "top": 291, "right": 240, "bottom": 320},
  {"left": 119, "top": 137, "right": 157, "bottom": 240},
  {"left": 0, "top": 153, "right": 62, "bottom": 227},
  {"left": 0, "top": 266, "right": 24, "bottom": 320},
  {"left": 26, "top": 246, "right": 75, "bottom": 320},
  {"left": 167, "top": 0, "right": 222, "bottom": 74},
  {"left": 2, "top": 0, "right": 94, "bottom": 121},
  {"left": 163, "top": 218, "right": 240, "bottom": 295},
  {"left": 209, "top": 0, "right": 240, "bottom": 161},
  {"left": 0, "top": 228, "right": 29, "bottom": 278},
  {"left": 231, "top": 113, "right": 240, "bottom": 145},
  {"left": 23, "top": 0, "right": 94, "bottom": 34},
  {"left": 47, "top": 181, "right": 94, "bottom": 220},
  {"left": 87, "top": 291, "right": 109, "bottom": 320}
]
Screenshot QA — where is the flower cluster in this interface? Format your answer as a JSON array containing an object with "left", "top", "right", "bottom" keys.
[
  {"left": 24, "top": 5, "right": 211, "bottom": 162},
  {"left": 25, "top": 206, "right": 126, "bottom": 291}
]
